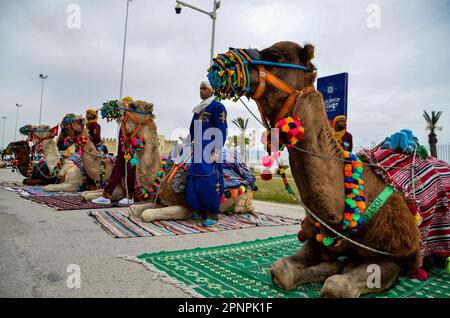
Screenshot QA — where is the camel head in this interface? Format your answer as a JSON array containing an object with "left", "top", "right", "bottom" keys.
[
  {"left": 7, "top": 141, "right": 30, "bottom": 158},
  {"left": 19, "top": 124, "right": 58, "bottom": 145},
  {"left": 208, "top": 41, "right": 317, "bottom": 125},
  {"left": 61, "top": 113, "right": 86, "bottom": 138},
  {"left": 119, "top": 100, "right": 155, "bottom": 137}
]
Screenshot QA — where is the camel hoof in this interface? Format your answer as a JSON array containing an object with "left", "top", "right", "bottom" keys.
[
  {"left": 141, "top": 210, "right": 155, "bottom": 223},
  {"left": 270, "top": 258, "right": 300, "bottom": 291},
  {"left": 129, "top": 205, "right": 144, "bottom": 217},
  {"left": 320, "top": 275, "right": 360, "bottom": 298}
]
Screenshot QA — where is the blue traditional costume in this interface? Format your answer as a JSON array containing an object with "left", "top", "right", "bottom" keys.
[{"left": 187, "top": 90, "right": 227, "bottom": 226}]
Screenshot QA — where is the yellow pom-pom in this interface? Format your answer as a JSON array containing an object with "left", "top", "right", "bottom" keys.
[
  {"left": 290, "top": 137, "right": 298, "bottom": 145},
  {"left": 285, "top": 117, "right": 294, "bottom": 124},
  {"left": 415, "top": 214, "right": 422, "bottom": 225},
  {"left": 281, "top": 124, "right": 290, "bottom": 133}
]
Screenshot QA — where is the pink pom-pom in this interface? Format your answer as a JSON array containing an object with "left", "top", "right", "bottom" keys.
[
  {"left": 261, "top": 155, "right": 274, "bottom": 168},
  {"left": 277, "top": 118, "right": 286, "bottom": 127},
  {"left": 220, "top": 195, "right": 226, "bottom": 203},
  {"left": 261, "top": 135, "right": 268, "bottom": 144},
  {"left": 272, "top": 151, "right": 281, "bottom": 159}
]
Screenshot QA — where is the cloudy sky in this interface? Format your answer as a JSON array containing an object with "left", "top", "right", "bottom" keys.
[{"left": 1, "top": 0, "right": 449, "bottom": 151}]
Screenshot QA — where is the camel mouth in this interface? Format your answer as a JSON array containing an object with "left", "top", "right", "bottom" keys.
[{"left": 207, "top": 48, "right": 257, "bottom": 100}]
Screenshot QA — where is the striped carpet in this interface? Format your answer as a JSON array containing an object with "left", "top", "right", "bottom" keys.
[{"left": 89, "top": 209, "right": 300, "bottom": 238}]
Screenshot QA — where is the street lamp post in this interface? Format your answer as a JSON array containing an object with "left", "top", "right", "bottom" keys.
[
  {"left": 38, "top": 74, "right": 48, "bottom": 124},
  {"left": 1, "top": 116, "right": 7, "bottom": 150},
  {"left": 119, "top": 0, "right": 133, "bottom": 100},
  {"left": 116, "top": 0, "right": 133, "bottom": 154},
  {"left": 14, "top": 104, "right": 22, "bottom": 142},
  {"left": 175, "top": 0, "right": 221, "bottom": 64}
]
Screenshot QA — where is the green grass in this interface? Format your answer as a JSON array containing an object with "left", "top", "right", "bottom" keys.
[{"left": 253, "top": 174, "right": 299, "bottom": 205}]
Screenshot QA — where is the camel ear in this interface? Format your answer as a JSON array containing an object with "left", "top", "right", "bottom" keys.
[{"left": 300, "top": 44, "right": 315, "bottom": 62}]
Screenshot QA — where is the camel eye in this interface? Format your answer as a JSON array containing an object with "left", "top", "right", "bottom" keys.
[{"left": 261, "top": 49, "right": 283, "bottom": 62}]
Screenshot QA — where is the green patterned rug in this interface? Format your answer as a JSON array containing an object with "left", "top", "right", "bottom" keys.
[{"left": 134, "top": 234, "right": 450, "bottom": 298}]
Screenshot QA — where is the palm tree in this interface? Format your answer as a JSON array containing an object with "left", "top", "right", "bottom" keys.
[
  {"left": 423, "top": 110, "right": 443, "bottom": 158},
  {"left": 232, "top": 117, "right": 249, "bottom": 163}
]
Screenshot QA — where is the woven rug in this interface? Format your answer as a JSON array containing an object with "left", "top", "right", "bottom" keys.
[
  {"left": 24, "top": 194, "right": 113, "bottom": 210},
  {"left": 89, "top": 209, "right": 299, "bottom": 238},
  {"left": 127, "top": 234, "right": 450, "bottom": 298},
  {"left": 1, "top": 181, "right": 24, "bottom": 190}
]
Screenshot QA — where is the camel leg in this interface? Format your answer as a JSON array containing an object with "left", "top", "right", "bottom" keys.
[
  {"left": 234, "top": 191, "right": 255, "bottom": 213},
  {"left": 81, "top": 190, "right": 104, "bottom": 201},
  {"left": 129, "top": 202, "right": 155, "bottom": 217},
  {"left": 270, "top": 240, "right": 335, "bottom": 290},
  {"left": 141, "top": 205, "right": 191, "bottom": 223},
  {"left": 320, "top": 258, "right": 401, "bottom": 298},
  {"left": 44, "top": 166, "right": 83, "bottom": 192}
]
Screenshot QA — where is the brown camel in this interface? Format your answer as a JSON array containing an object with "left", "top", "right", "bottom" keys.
[
  {"left": 7, "top": 141, "right": 58, "bottom": 186},
  {"left": 211, "top": 42, "right": 423, "bottom": 297},
  {"left": 100, "top": 100, "right": 255, "bottom": 221}
]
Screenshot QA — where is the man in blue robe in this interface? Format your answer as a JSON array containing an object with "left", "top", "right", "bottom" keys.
[{"left": 187, "top": 81, "right": 227, "bottom": 227}]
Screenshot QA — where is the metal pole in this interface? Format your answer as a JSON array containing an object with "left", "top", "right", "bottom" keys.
[
  {"left": 14, "top": 104, "right": 22, "bottom": 142},
  {"left": 117, "top": 0, "right": 132, "bottom": 154},
  {"left": 210, "top": 0, "right": 217, "bottom": 64},
  {"left": 1, "top": 116, "right": 7, "bottom": 150},
  {"left": 119, "top": 0, "right": 131, "bottom": 100},
  {"left": 39, "top": 78, "right": 45, "bottom": 124}
]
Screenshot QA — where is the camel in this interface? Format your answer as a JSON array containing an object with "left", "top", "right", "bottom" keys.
[
  {"left": 7, "top": 141, "right": 58, "bottom": 186},
  {"left": 21, "top": 125, "right": 84, "bottom": 192},
  {"left": 208, "top": 42, "right": 434, "bottom": 298},
  {"left": 91, "top": 99, "right": 255, "bottom": 222},
  {"left": 61, "top": 114, "right": 129, "bottom": 201}
]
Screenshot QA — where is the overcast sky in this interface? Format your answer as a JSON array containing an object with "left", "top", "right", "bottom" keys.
[{"left": 1, "top": 0, "right": 449, "bottom": 150}]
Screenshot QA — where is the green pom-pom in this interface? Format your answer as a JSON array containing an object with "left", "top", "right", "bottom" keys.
[
  {"left": 353, "top": 214, "right": 360, "bottom": 222},
  {"left": 345, "top": 198, "right": 356, "bottom": 208},
  {"left": 352, "top": 189, "right": 359, "bottom": 196},
  {"left": 156, "top": 171, "right": 163, "bottom": 177},
  {"left": 417, "top": 145, "right": 428, "bottom": 159},
  {"left": 323, "top": 237, "right": 334, "bottom": 247},
  {"left": 225, "top": 191, "right": 231, "bottom": 198}
]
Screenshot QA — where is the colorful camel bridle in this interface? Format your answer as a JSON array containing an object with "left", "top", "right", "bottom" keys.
[
  {"left": 19, "top": 124, "right": 59, "bottom": 148},
  {"left": 207, "top": 48, "right": 316, "bottom": 132}
]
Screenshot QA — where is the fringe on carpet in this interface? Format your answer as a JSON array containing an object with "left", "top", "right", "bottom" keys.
[{"left": 118, "top": 254, "right": 204, "bottom": 298}]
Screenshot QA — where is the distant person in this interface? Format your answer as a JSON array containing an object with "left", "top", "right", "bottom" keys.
[
  {"left": 333, "top": 115, "right": 353, "bottom": 152},
  {"left": 86, "top": 109, "right": 107, "bottom": 154}
]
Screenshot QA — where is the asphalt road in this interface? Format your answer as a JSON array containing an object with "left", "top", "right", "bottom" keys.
[{"left": 0, "top": 167, "right": 305, "bottom": 297}]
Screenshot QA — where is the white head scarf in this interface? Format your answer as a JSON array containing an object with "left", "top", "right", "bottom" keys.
[{"left": 193, "top": 81, "right": 214, "bottom": 114}]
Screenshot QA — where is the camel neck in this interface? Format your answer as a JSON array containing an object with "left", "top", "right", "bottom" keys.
[
  {"left": 16, "top": 152, "right": 31, "bottom": 176},
  {"left": 39, "top": 138, "right": 60, "bottom": 169},
  {"left": 135, "top": 124, "right": 161, "bottom": 189},
  {"left": 286, "top": 92, "right": 345, "bottom": 224},
  {"left": 79, "top": 130, "right": 103, "bottom": 180}
]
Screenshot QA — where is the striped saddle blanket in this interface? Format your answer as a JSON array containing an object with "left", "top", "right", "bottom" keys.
[{"left": 360, "top": 146, "right": 450, "bottom": 264}]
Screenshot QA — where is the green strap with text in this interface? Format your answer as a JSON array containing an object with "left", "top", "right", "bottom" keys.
[{"left": 362, "top": 185, "right": 395, "bottom": 225}]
